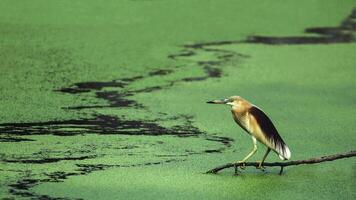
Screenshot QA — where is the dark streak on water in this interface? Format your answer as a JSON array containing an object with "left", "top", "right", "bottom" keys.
[
  {"left": 56, "top": 75, "right": 145, "bottom": 109},
  {"left": 205, "top": 135, "right": 233, "bottom": 147},
  {"left": 182, "top": 41, "right": 241, "bottom": 49},
  {"left": 246, "top": 9, "right": 355, "bottom": 44},
  {"left": 169, "top": 9, "right": 355, "bottom": 82},
  {"left": 0, "top": 136, "right": 35, "bottom": 142},
  {"left": 168, "top": 32, "right": 255, "bottom": 83},
  {"left": 204, "top": 149, "right": 225, "bottom": 153},
  {"left": 148, "top": 69, "right": 174, "bottom": 76},
  {"left": 167, "top": 50, "right": 195, "bottom": 59},
  {"left": 178, "top": 9, "right": 356, "bottom": 48},
  {"left": 3, "top": 155, "right": 97, "bottom": 164},
  {"left": 169, "top": 44, "right": 245, "bottom": 82},
  {"left": 9, "top": 158, "right": 185, "bottom": 200},
  {"left": 0, "top": 114, "right": 206, "bottom": 137},
  {"left": 9, "top": 178, "right": 75, "bottom": 200}
]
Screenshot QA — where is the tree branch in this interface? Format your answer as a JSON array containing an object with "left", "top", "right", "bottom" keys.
[{"left": 206, "top": 150, "right": 356, "bottom": 175}]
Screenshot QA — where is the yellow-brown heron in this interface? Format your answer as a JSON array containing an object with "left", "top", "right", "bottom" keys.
[{"left": 207, "top": 96, "right": 291, "bottom": 169}]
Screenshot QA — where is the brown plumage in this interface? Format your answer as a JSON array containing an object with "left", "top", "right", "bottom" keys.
[{"left": 207, "top": 96, "right": 291, "bottom": 168}]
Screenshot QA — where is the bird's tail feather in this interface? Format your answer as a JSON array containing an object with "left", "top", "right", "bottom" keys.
[{"left": 277, "top": 145, "right": 291, "bottom": 160}]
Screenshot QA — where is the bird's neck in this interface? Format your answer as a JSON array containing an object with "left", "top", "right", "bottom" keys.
[{"left": 231, "top": 102, "right": 251, "bottom": 115}]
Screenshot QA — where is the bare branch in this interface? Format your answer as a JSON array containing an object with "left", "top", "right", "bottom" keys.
[{"left": 206, "top": 150, "right": 356, "bottom": 174}]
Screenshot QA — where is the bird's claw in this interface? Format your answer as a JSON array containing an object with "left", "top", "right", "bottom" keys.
[
  {"left": 256, "top": 161, "right": 266, "bottom": 171},
  {"left": 234, "top": 161, "right": 246, "bottom": 170}
]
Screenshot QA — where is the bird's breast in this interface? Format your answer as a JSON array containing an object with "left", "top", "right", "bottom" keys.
[{"left": 231, "top": 110, "right": 251, "bottom": 134}]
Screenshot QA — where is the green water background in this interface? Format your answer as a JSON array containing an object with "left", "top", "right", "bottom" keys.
[{"left": 0, "top": 0, "right": 355, "bottom": 199}]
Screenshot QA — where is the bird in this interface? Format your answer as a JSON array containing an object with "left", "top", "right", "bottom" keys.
[{"left": 207, "top": 96, "right": 291, "bottom": 169}]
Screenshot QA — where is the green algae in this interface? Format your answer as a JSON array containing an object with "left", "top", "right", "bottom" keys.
[{"left": 1, "top": 0, "right": 356, "bottom": 199}]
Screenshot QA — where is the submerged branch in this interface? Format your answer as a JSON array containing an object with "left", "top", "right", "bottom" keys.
[{"left": 206, "top": 150, "right": 356, "bottom": 174}]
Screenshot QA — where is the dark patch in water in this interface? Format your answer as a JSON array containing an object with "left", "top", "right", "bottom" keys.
[
  {"left": 182, "top": 76, "right": 208, "bottom": 82},
  {"left": 133, "top": 86, "right": 164, "bottom": 93},
  {"left": 0, "top": 136, "right": 35, "bottom": 142},
  {"left": 246, "top": 9, "right": 356, "bottom": 45},
  {"left": 56, "top": 70, "right": 182, "bottom": 110},
  {"left": 167, "top": 50, "right": 195, "bottom": 59},
  {"left": 168, "top": 37, "right": 249, "bottom": 83},
  {"left": 246, "top": 35, "right": 352, "bottom": 45},
  {"left": 55, "top": 76, "right": 144, "bottom": 94},
  {"left": 45, "top": 172, "right": 78, "bottom": 182},
  {"left": 0, "top": 114, "right": 205, "bottom": 137},
  {"left": 174, "top": 9, "right": 355, "bottom": 49},
  {"left": 8, "top": 158, "right": 186, "bottom": 199},
  {"left": 116, "top": 145, "right": 139, "bottom": 150},
  {"left": 204, "top": 66, "right": 222, "bottom": 77},
  {"left": 183, "top": 40, "right": 240, "bottom": 49},
  {"left": 9, "top": 178, "right": 76, "bottom": 200},
  {"left": 169, "top": 46, "right": 237, "bottom": 82},
  {"left": 204, "top": 149, "right": 224, "bottom": 153},
  {"left": 3, "top": 155, "right": 96, "bottom": 164},
  {"left": 56, "top": 75, "right": 146, "bottom": 109},
  {"left": 95, "top": 91, "right": 140, "bottom": 108},
  {"left": 180, "top": 65, "right": 223, "bottom": 82},
  {"left": 205, "top": 135, "right": 233, "bottom": 147},
  {"left": 148, "top": 69, "right": 174, "bottom": 76},
  {"left": 56, "top": 81, "right": 125, "bottom": 93},
  {"left": 167, "top": 9, "right": 356, "bottom": 85},
  {"left": 154, "top": 154, "right": 188, "bottom": 157},
  {"left": 76, "top": 158, "right": 185, "bottom": 171},
  {"left": 9, "top": 179, "right": 38, "bottom": 191},
  {"left": 9, "top": 178, "right": 74, "bottom": 200}
]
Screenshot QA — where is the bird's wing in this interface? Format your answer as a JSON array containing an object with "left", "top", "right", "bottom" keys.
[{"left": 249, "top": 106, "right": 291, "bottom": 160}]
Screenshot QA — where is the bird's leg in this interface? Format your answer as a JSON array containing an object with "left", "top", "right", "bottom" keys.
[
  {"left": 257, "top": 148, "right": 271, "bottom": 170},
  {"left": 235, "top": 137, "right": 257, "bottom": 169}
]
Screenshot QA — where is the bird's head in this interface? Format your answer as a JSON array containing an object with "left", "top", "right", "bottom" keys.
[{"left": 207, "top": 96, "right": 244, "bottom": 106}]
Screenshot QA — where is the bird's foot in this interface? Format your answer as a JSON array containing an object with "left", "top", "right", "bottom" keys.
[
  {"left": 234, "top": 161, "right": 246, "bottom": 170},
  {"left": 256, "top": 161, "right": 266, "bottom": 171}
]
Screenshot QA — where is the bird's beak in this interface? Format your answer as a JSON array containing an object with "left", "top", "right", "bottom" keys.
[{"left": 206, "top": 99, "right": 227, "bottom": 104}]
